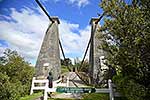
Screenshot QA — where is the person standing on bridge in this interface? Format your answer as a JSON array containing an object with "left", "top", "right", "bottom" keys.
[
  {"left": 47, "top": 72, "right": 53, "bottom": 88},
  {"left": 47, "top": 72, "right": 53, "bottom": 97}
]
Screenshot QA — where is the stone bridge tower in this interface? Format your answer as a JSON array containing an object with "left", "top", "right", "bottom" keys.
[
  {"left": 89, "top": 17, "right": 105, "bottom": 84},
  {"left": 35, "top": 17, "right": 61, "bottom": 80}
]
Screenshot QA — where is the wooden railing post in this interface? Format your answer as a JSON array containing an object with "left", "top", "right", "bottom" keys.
[
  {"left": 44, "top": 89, "right": 48, "bottom": 100},
  {"left": 44, "top": 80, "right": 49, "bottom": 100},
  {"left": 108, "top": 79, "right": 114, "bottom": 100},
  {"left": 67, "top": 77, "right": 69, "bottom": 87},
  {"left": 30, "top": 77, "right": 36, "bottom": 95}
]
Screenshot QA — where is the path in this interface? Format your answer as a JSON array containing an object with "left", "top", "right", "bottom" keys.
[
  {"left": 51, "top": 72, "right": 88, "bottom": 99},
  {"left": 67, "top": 72, "right": 87, "bottom": 87},
  {"left": 34, "top": 72, "right": 88, "bottom": 100}
]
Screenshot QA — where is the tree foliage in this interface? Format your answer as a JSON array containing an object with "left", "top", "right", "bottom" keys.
[
  {"left": 0, "top": 49, "right": 34, "bottom": 100},
  {"left": 61, "top": 58, "right": 72, "bottom": 71},
  {"left": 99, "top": 0, "right": 150, "bottom": 99},
  {"left": 79, "top": 59, "right": 89, "bottom": 73},
  {"left": 61, "top": 58, "right": 72, "bottom": 66}
]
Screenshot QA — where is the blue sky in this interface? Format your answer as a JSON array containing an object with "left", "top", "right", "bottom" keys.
[{"left": 0, "top": 0, "right": 103, "bottom": 65}]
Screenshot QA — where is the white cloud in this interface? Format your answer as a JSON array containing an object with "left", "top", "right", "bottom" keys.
[
  {"left": 59, "top": 20, "right": 91, "bottom": 55},
  {"left": 53, "top": 0, "right": 90, "bottom": 7},
  {"left": 69, "top": 0, "right": 89, "bottom": 7},
  {"left": 0, "top": 7, "right": 91, "bottom": 65},
  {"left": 0, "top": 7, "right": 49, "bottom": 64}
]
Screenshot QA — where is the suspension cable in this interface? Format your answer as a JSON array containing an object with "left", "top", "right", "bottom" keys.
[
  {"left": 59, "top": 39, "right": 66, "bottom": 60},
  {"left": 35, "top": 0, "right": 54, "bottom": 23},
  {"left": 79, "top": 37, "right": 91, "bottom": 70},
  {"left": 59, "top": 39, "right": 72, "bottom": 71},
  {"left": 95, "top": 12, "right": 105, "bottom": 24}
]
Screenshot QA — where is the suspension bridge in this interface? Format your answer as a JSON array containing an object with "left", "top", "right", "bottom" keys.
[
  {"left": 34, "top": 0, "right": 105, "bottom": 84},
  {"left": 30, "top": 0, "right": 119, "bottom": 100}
]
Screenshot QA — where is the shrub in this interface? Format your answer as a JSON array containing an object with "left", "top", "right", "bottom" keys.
[
  {"left": 0, "top": 72, "right": 22, "bottom": 100},
  {"left": 113, "top": 75, "right": 146, "bottom": 100},
  {"left": 0, "top": 49, "right": 35, "bottom": 100}
]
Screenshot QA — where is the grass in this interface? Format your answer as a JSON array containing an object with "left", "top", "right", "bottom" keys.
[
  {"left": 61, "top": 65, "right": 70, "bottom": 74},
  {"left": 48, "top": 98, "right": 75, "bottom": 100},
  {"left": 47, "top": 93, "right": 109, "bottom": 100},
  {"left": 20, "top": 92, "right": 42, "bottom": 100},
  {"left": 20, "top": 92, "right": 125, "bottom": 100},
  {"left": 82, "top": 93, "right": 126, "bottom": 100},
  {"left": 82, "top": 93, "right": 109, "bottom": 100}
]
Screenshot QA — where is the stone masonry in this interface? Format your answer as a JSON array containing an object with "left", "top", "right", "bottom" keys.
[
  {"left": 35, "top": 17, "right": 61, "bottom": 80},
  {"left": 89, "top": 17, "right": 105, "bottom": 84}
]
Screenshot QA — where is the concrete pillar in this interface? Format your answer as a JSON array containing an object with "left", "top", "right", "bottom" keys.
[
  {"left": 35, "top": 17, "right": 61, "bottom": 80},
  {"left": 89, "top": 17, "right": 104, "bottom": 84}
]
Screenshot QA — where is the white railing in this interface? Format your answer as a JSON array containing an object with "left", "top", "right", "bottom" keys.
[
  {"left": 108, "top": 79, "right": 114, "bottom": 100},
  {"left": 30, "top": 78, "right": 120, "bottom": 100},
  {"left": 30, "top": 77, "right": 69, "bottom": 100},
  {"left": 30, "top": 77, "right": 49, "bottom": 95},
  {"left": 95, "top": 79, "right": 121, "bottom": 100}
]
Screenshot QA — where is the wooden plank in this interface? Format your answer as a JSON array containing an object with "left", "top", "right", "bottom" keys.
[
  {"left": 33, "top": 80, "right": 48, "bottom": 83},
  {"left": 95, "top": 88, "right": 110, "bottom": 93},
  {"left": 33, "top": 87, "right": 46, "bottom": 90}
]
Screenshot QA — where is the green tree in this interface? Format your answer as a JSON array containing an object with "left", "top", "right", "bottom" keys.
[
  {"left": 61, "top": 58, "right": 72, "bottom": 71},
  {"left": 79, "top": 59, "right": 89, "bottom": 73},
  {"left": 99, "top": 0, "right": 150, "bottom": 99},
  {"left": 61, "top": 58, "right": 72, "bottom": 66},
  {"left": 0, "top": 49, "right": 34, "bottom": 100}
]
